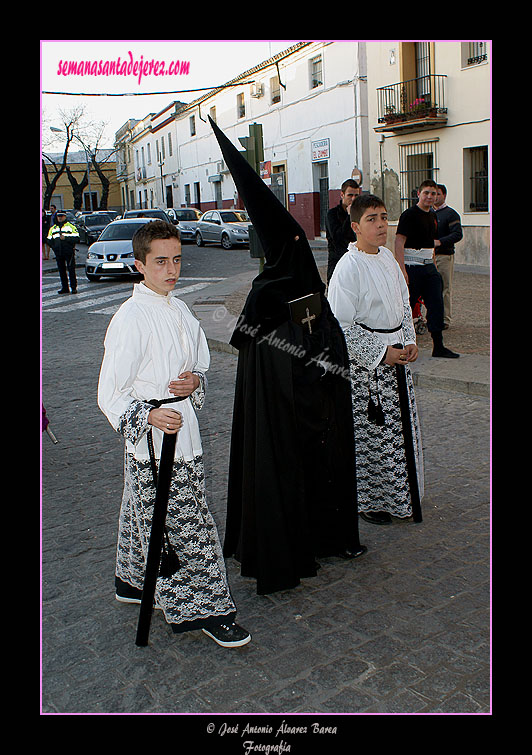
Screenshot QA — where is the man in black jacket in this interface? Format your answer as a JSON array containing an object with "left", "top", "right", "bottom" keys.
[
  {"left": 325, "top": 179, "right": 360, "bottom": 283},
  {"left": 46, "top": 210, "right": 80, "bottom": 294},
  {"left": 434, "top": 184, "right": 463, "bottom": 328}
]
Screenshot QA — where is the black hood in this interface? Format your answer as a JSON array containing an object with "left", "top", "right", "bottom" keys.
[{"left": 208, "top": 116, "right": 325, "bottom": 347}]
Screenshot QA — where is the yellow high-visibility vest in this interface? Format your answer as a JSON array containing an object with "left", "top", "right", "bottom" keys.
[{"left": 47, "top": 222, "right": 79, "bottom": 240}]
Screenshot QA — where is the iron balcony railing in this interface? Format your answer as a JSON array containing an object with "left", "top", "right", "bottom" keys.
[{"left": 377, "top": 75, "right": 447, "bottom": 126}]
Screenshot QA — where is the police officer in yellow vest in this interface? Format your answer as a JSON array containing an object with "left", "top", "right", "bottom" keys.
[{"left": 46, "top": 210, "right": 80, "bottom": 294}]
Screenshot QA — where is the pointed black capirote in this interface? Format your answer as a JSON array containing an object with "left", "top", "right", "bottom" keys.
[{"left": 208, "top": 116, "right": 325, "bottom": 347}]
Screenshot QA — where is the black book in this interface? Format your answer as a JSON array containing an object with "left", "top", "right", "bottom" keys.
[{"left": 288, "top": 292, "right": 322, "bottom": 334}]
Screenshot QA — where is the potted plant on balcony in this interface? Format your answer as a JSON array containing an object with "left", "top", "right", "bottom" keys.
[
  {"left": 408, "top": 98, "right": 438, "bottom": 119},
  {"left": 383, "top": 105, "right": 406, "bottom": 125}
]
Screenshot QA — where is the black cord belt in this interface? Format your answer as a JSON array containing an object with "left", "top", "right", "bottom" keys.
[
  {"left": 356, "top": 322, "right": 402, "bottom": 334},
  {"left": 147, "top": 396, "right": 187, "bottom": 408}
]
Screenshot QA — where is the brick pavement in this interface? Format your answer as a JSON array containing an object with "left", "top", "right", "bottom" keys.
[{"left": 41, "top": 302, "right": 490, "bottom": 718}]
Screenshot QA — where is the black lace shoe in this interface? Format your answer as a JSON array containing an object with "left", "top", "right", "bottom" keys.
[
  {"left": 337, "top": 544, "right": 368, "bottom": 559},
  {"left": 57, "top": 289, "right": 70, "bottom": 294},
  {"left": 202, "top": 622, "right": 251, "bottom": 647},
  {"left": 360, "top": 511, "right": 392, "bottom": 525}
]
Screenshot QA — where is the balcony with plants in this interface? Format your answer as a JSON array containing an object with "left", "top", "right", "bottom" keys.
[{"left": 375, "top": 75, "right": 448, "bottom": 133}]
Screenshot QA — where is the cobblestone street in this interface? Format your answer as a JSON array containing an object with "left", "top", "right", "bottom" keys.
[{"left": 42, "top": 311, "right": 490, "bottom": 720}]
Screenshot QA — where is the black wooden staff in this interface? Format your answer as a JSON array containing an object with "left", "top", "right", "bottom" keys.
[
  {"left": 394, "top": 345, "right": 423, "bottom": 523},
  {"left": 135, "top": 429, "right": 178, "bottom": 647}
]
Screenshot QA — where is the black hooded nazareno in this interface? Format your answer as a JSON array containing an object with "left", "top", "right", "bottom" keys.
[{"left": 209, "top": 117, "right": 365, "bottom": 594}]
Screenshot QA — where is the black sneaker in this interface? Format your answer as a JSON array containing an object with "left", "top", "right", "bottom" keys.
[
  {"left": 115, "top": 581, "right": 162, "bottom": 609},
  {"left": 202, "top": 622, "right": 251, "bottom": 647},
  {"left": 57, "top": 289, "right": 70, "bottom": 294}
]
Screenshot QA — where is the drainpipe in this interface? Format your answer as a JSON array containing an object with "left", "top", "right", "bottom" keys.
[{"left": 377, "top": 133, "right": 385, "bottom": 200}]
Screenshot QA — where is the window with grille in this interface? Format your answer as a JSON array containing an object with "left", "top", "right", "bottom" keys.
[
  {"left": 464, "top": 146, "right": 488, "bottom": 212},
  {"left": 415, "top": 42, "right": 431, "bottom": 100},
  {"left": 270, "top": 75, "right": 281, "bottom": 104},
  {"left": 237, "top": 93, "right": 245, "bottom": 119},
  {"left": 309, "top": 56, "right": 323, "bottom": 89},
  {"left": 461, "top": 42, "right": 488, "bottom": 67},
  {"left": 399, "top": 139, "right": 439, "bottom": 211}
]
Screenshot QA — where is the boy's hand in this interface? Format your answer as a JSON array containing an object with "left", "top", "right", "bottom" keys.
[
  {"left": 148, "top": 408, "right": 183, "bottom": 434},
  {"left": 383, "top": 344, "right": 419, "bottom": 366},
  {"left": 384, "top": 346, "right": 409, "bottom": 366},
  {"left": 168, "top": 372, "right": 200, "bottom": 398},
  {"left": 405, "top": 344, "right": 419, "bottom": 362}
]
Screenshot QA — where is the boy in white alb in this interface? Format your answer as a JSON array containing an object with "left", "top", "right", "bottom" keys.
[
  {"left": 328, "top": 195, "right": 424, "bottom": 525},
  {"left": 98, "top": 220, "right": 250, "bottom": 647}
]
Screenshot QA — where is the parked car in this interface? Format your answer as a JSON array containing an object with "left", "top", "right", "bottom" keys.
[
  {"left": 78, "top": 212, "right": 115, "bottom": 245},
  {"left": 84, "top": 217, "right": 151, "bottom": 281},
  {"left": 123, "top": 209, "right": 174, "bottom": 223},
  {"left": 101, "top": 210, "right": 121, "bottom": 221},
  {"left": 195, "top": 209, "right": 250, "bottom": 249},
  {"left": 166, "top": 207, "right": 202, "bottom": 242}
]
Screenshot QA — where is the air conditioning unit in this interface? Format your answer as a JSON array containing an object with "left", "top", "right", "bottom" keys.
[{"left": 250, "top": 83, "right": 263, "bottom": 98}]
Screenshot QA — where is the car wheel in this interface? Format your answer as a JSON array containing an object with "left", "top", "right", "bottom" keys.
[
  {"left": 195, "top": 231, "right": 204, "bottom": 247},
  {"left": 221, "top": 233, "right": 233, "bottom": 250},
  {"left": 86, "top": 272, "right": 101, "bottom": 281}
]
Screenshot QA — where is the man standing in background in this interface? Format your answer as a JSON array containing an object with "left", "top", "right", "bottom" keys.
[
  {"left": 395, "top": 180, "right": 459, "bottom": 359},
  {"left": 325, "top": 179, "right": 361, "bottom": 283},
  {"left": 433, "top": 184, "right": 463, "bottom": 329}
]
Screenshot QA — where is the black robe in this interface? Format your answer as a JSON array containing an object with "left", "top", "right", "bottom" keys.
[
  {"left": 225, "top": 303, "right": 363, "bottom": 594},
  {"left": 208, "top": 117, "right": 364, "bottom": 594}
]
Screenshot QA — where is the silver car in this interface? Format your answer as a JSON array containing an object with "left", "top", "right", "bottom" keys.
[
  {"left": 85, "top": 217, "right": 151, "bottom": 281},
  {"left": 195, "top": 209, "right": 250, "bottom": 249},
  {"left": 167, "top": 207, "right": 202, "bottom": 242}
]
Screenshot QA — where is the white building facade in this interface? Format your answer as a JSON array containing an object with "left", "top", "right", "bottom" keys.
[
  {"left": 366, "top": 40, "right": 490, "bottom": 267},
  {"left": 115, "top": 41, "right": 370, "bottom": 241},
  {"left": 114, "top": 40, "right": 490, "bottom": 266}
]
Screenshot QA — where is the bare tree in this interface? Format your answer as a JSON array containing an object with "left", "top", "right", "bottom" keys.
[
  {"left": 42, "top": 106, "right": 117, "bottom": 210},
  {"left": 42, "top": 106, "right": 85, "bottom": 209},
  {"left": 74, "top": 123, "right": 117, "bottom": 210}
]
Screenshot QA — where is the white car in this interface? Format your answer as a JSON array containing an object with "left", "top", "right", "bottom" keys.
[{"left": 85, "top": 217, "right": 151, "bottom": 281}]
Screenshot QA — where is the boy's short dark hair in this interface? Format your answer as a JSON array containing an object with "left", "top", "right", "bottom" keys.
[
  {"left": 132, "top": 220, "right": 181, "bottom": 263},
  {"left": 418, "top": 179, "right": 438, "bottom": 191},
  {"left": 349, "top": 193, "right": 387, "bottom": 224},
  {"left": 437, "top": 183, "right": 447, "bottom": 195}
]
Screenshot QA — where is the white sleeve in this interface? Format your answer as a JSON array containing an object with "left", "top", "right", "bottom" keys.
[
  {"left": 97, "top": 308, "right": 152, "bottom": 441},
  {"left": 190, "top": 326, "right": 210, "bottom": 410},
  {"left": 327, "top": 258, "right": 359, "bottom": 330},
  {"left": 328, "top": 258, "right": 387, "bottom": 370}
]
